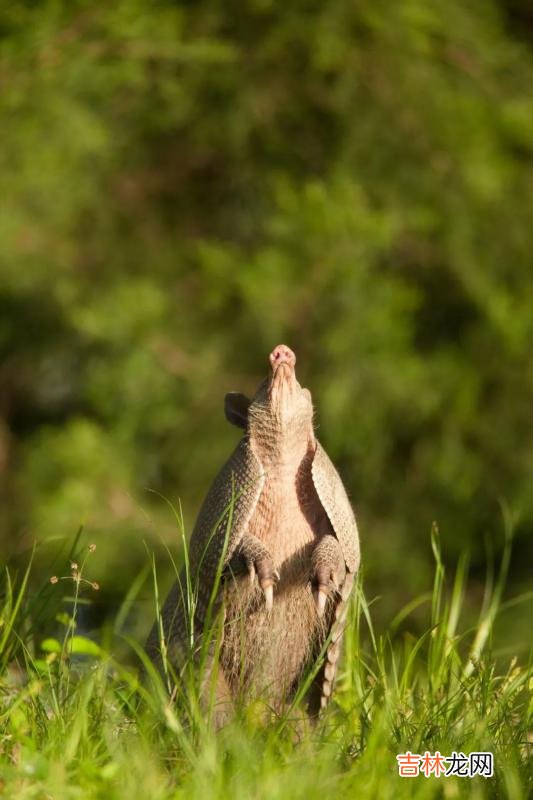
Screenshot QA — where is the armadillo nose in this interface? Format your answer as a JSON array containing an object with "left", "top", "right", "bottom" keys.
[{"left": 269, "top": 344, "right": 296, "bottom": 371}]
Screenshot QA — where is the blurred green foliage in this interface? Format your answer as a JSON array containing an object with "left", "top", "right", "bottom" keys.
[{"left": 1, "top": 0, "right": 532, "bottom": 634}]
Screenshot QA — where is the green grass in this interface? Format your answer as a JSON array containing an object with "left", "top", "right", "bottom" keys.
[{"left": 0, "top": 522, "right": 530, "bottom": 800}]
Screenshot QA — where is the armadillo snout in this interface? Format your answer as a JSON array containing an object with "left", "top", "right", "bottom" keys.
[{"left": 269, "top": 344, "right": 296, "bottom": 371}]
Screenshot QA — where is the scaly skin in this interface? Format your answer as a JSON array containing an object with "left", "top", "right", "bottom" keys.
[{"left": 146, "top": 344, "right": 360, "bottom": 720}]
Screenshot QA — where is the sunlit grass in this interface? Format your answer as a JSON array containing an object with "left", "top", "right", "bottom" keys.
[{"left": 0, "top": 520, "right": 530, "bottom": 800}]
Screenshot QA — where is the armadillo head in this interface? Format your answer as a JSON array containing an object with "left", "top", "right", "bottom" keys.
[
  {"left": 246, "top": 344, "right": 315, "bottom": 459},
  {"left": 264, "top": 344, "right": 307, "bottom": 416}
]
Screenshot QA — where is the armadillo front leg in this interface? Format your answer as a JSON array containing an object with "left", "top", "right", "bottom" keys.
[
  {"left": 226, "top": 533, "right": 279, "bottom": 611},
  {"left": 311, "top": 534, "right": 346, "bottom": 617}
]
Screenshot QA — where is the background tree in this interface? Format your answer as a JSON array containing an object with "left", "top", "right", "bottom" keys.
[{"left": 1, "top": 0, "right": 531, "bottom": 644}]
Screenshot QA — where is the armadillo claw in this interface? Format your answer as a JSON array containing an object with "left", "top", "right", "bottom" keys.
[
  {"left": 233, "top": 536, "right": 278, "bottom": 605},
  {"left": 311, "top": 535, "right": 346, "bottom": 616},
  {"left": 314, "top": 572, "right": 341, "bottom": 616},
  {"left": 316, "top": 586, "right": 328, "bottom": 617},
  {"left": 248, "top": 562, "right": 279, "bottom": 588},
  {"left": 259, "top": 573, "right": 278, "bottom": 612},
  {"left": 263, "top": 583, "right": 274, "bottom": 612},
  {"left": 247, "top": 561, "right": 256, "bottom": 585},
  {"left": 255, "top": 555, "right": 279, "bottom": 611}
]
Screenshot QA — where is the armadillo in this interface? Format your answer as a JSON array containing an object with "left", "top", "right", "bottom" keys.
[{"left": 146, "top": 344, "right": 360, "bottom": 718}]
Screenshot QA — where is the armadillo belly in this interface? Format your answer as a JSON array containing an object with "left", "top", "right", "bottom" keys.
[{"left": 220, "top": 473, "right": 326, "bottom": 710}]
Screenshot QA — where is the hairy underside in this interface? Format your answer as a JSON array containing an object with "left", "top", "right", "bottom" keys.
[{"left": 220, "top": 441, "right": 333, "bottom": 709}]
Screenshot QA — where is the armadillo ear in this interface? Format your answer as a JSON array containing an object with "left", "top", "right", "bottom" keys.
[{"left": 224, "top": 393, "right": 251, "bottom": 429}]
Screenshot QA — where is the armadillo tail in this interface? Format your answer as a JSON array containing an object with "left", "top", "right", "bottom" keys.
[{"left": 319, "top": 571, "right": 354, "bottom": 711}]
